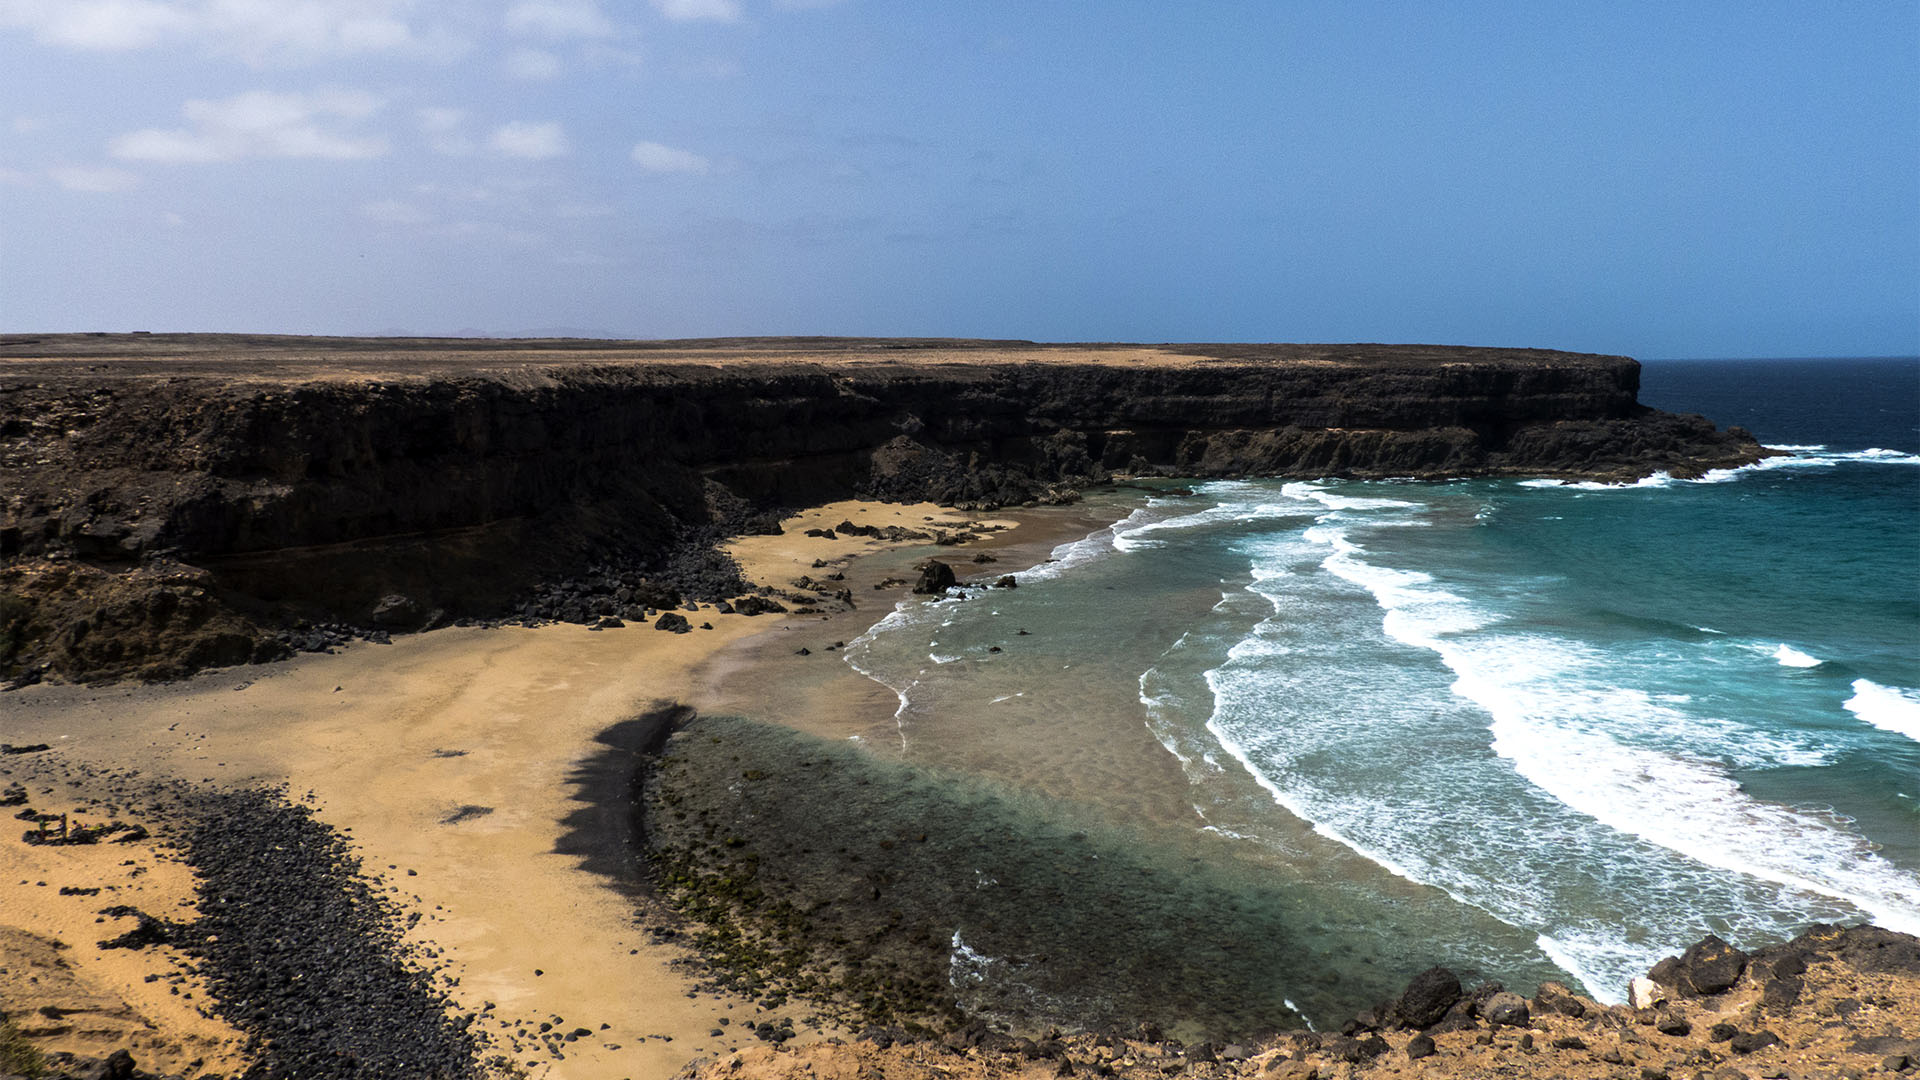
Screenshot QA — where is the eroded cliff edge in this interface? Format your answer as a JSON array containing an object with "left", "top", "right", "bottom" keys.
[{"left": 1, "top": 334, "right": 1766, "bottom": 683}]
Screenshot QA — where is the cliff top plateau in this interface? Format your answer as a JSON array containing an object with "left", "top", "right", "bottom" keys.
[{"left": 0, "top": 333, "right": 1629, "bottom": 384}]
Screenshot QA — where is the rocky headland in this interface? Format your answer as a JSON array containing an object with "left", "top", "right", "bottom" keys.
[{"left": 1, "top": 334, "right": 1767, "bottom": 685}]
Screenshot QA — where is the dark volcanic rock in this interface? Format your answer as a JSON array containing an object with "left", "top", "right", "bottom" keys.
[
  {"left": 654, "top": 612, "right": 692, "bottom": 633},
  {"left": 1394, "top": 966, "right": 1462, "bottom": 1029},
  {"left": 0, "top": 335, "right": 1770, "bottom": 683},
  {"left": 912, "top": 560, "right": 957, "bottom": 595},
  {"left": 730, "top": 595, "right": 787, "bottom": 617},
  {"left": 1729, "top": 1029, "right": 1782, "bottom": 1053},
  {"left": 174, "top": 787, "right": 485, "bottom": 1079},
  {"left": 1532, "top": 980, "right": 1587, "bottom": 1018},
  {"left": 1677, "top": 934, "right": 1750, "bottom": 996},
  {"left": 1482, "top": 992, "right": 1532, "bottom": 1028}
]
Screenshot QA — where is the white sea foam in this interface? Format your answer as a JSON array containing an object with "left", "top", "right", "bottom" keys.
[
  {"left": 1305, "top": 529, "right": 1920, "bottom": 932},
  {"left": 1201, "top": 506, "right": 1919, "bottom": 999},
  {"left": 1535, "top": 933, "right": 1631, "bottom": 1006},
  {"left": 1011, "top": 508, "right": 1149, "bottom": 584},
  {"left": 1729, "top": 445, "right": 1920, "bottom": 471},
  {"left": 1518, "top": 472, "right": 1676, "bottom": 491},
  {"left": 1112, "top": 499, "right": 1313, "bottom": 552},
  {"left": 1485, "top": 704, "right": 1920, "bottom": 936},
  {"left": 1281, "top": 480, "right": 1420, "bottom": 510},
  {"left": 1845, "top": 679, "right": 1920, "bottom": 743},
  {"left": 842, "top": 602, "right": 928, "bottom": 751},
  {"left": 1514, "top": 445, "right": 1920, "bottom": 493},
  {"left": 949, "top": 930, "right": 997, "bottom": 987},
  {"left": 1772, "top": 644, "right": 1822, "bottom": 668},
  {"left": 1198, "top": 683, "right": 1459, "bottom": 897}
]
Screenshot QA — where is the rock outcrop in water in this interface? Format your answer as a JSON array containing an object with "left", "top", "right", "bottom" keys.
[{"left": 0, "top": 334, "right": 1768, "bottom": 683}]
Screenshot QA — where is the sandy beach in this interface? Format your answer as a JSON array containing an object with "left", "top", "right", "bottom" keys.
[{"left": 0, "top": 497, "right": 1125, "bottom": 1079}]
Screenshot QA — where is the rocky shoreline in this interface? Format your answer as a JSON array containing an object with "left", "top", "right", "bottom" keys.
[
  {"left": 2, "top": 335, "right": 1770, "bottom": 686},
  {"left": 669, "top": 919, "right": 1920, "bottom": 1080},
  {"left": 632, "top": 709, "right": 1920, "bottom": 1079}
]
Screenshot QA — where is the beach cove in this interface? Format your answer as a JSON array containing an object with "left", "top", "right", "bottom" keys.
[
  {"left": 0, "top": 496, "right": 1136, "bottom": 1078},
  {"left": 2, "top": 342, "right": 1913, "bottom": 1080}
]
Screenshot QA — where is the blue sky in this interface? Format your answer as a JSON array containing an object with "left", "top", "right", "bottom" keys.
[{"left": 2, "top": 1, "right": 1915, "bottom": 357}]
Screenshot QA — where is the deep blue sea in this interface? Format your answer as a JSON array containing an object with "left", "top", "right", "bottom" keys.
[{"left": 840, "top": 357, "right": 1919, "bottom": 1025}]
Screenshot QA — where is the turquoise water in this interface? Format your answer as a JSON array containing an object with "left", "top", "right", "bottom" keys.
[{"left": 842, "top": 358, "right": 1920, "bottom": 1021}]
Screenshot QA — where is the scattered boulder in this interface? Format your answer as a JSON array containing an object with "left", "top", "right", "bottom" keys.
[
  {"left": 368, "top": 593, "right": 419, "bottom": 628},
  {"left": 98, "top": 1048, "right": 138, "bottom": 1080},
  {"left": 1667, "top": 934, "right": 1749, "bottom": 996},
  {"left": 1405, "top": 1033, "right": 1436, "bottom": 1060},
  {"left": 1687, "top": 935, "right": 1750, "bottom": 994},
  {"left": 1394, "top": 966, "right": 1462, "bottom": 1028},
  {"left": 1482, "top": 991, "right": 1532, "bottom": 1028},
  {"left": 912, "top": 560, "right": 957, "bottom": 595},
  {"left": 1630, "top": 975, "right": 1669, "bottom": 1009},
  {"left": 1729, "top": 1030, "right": 1781, "bottom": 1054},
  {"left": 731, "top": 596, "right": 787, "bottom": 616},
  {"left": 1532, "top": 979, "right": 1587, "bottom": 1018},
  {"left": 654, "top": 613, "right": 692, "bottom": 633}
]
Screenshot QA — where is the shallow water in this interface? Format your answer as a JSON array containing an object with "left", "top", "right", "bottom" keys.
[{"left": 836, "top": 358, "right": 1920, "bottom": 1023}]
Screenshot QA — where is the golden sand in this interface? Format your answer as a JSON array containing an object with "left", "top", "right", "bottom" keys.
[{"left": 0, "top": 500, "right": 1075, "bottom": 1079}]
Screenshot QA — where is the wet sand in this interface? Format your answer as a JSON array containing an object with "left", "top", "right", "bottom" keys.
[{"left": 0, "top": 497, "right": 1128, "bottom": 1079}]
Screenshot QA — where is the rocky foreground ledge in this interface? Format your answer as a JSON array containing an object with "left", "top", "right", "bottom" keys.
[
  {"left": 676, "top": 924, "right": 1920, "bottom": 1080},
  {"left": 1, "top": 335, "right": 1766, "bottom": 685}
]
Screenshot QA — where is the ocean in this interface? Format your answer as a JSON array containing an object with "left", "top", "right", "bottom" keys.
[{"left": 833, "top": 356, "right": 1920, "bottom": 1033}]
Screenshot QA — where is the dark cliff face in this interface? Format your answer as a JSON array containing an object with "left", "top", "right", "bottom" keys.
[{"left": 0, "top": 336, "right": 1764, "bottom": 683}]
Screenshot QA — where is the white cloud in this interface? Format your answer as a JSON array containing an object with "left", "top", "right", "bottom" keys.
[
  {"left": 0, "top": 0, "right": 466, "bottom": 65},
  {"left": 0, "top": 165, "right": 36, "bottom": 186},
  {"left": 505, "top": 0, "right": 612, "bottom": 38},
  {"left": 649, "top": 0, "right": 738, "bottom": 22},
  {"left": 0, "top": 0, "right": 189, "bottom": 50},
  {"left": 361, "top": 198, "right": 428, "bottom": 224},
  {"left": 630, "top": 140, "right": 709, "bottom": 174},
  {"left": 416, "top": 106, "right": 472, "bottom": 155},
  {"left": 417, "top": 106, "right": 463, "bottom": 130},
  {"left": 12, "top": 116, "right": 50, "bottom": 134},
  {"left": 504, "top": 47, "right": 562, "bottom": 80},
  {"left": 49, "top": 165, "right": 140, "bottom": 191},
  {"left": 488, "top": 121, "right": 567, "bottom": 159},
  {"left": 110, "top": 89, "right": 387, "bottom": 163}
]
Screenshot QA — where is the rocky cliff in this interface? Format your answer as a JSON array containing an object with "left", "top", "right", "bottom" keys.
[{"left": 0, "top": 334, "right": 1767, "bottom": 683}]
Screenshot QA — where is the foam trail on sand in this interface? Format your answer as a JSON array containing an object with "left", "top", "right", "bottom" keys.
[{"left": 1845, "top": 679, "right": 1920, "bottom": 744}]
